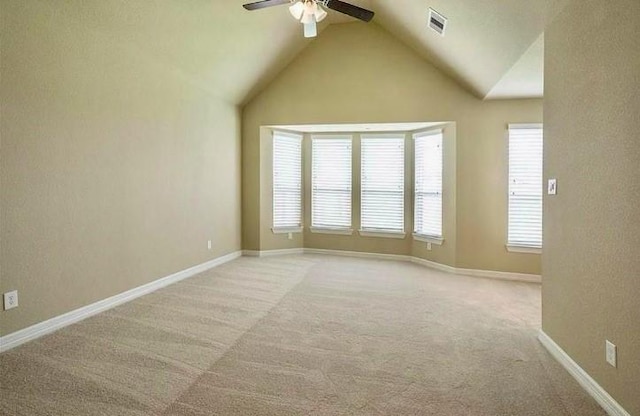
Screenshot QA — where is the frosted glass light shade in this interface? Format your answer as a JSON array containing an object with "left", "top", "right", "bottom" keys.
[
  {"left": 304, "top": 20, "right": 317, "bottom": 38},
  {"left": 300, "top": 11, "right": 314, "bottom": 24},
  {"left": 300, "top": 1, "right": 317, "bottom": 24},
  {"left": 289, "top": 1, "right": 304, "bottom": 20},
  {"left": 315, "top": 5, "right": 328, "bottom": 22}
]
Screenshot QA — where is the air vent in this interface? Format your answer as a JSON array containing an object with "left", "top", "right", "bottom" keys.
[{"left": 428, "top": 8, "right": 447, "bottom": 36}]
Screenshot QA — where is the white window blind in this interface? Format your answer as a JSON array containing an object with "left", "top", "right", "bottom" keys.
[
  {"left": 273, "top": 132, "right": 302, "bottom": 230},
  {"left": 414, "top": 130, "right": 443, "bottom": 238},
  {"left": 508, "top": 124, "right": 543, "bottom": 248},
  {"left": 312, "top": 136, "right": 352, "bottom": 229},
  {"left": 361, "top": 136, "right": 405, "bottom": 232}
]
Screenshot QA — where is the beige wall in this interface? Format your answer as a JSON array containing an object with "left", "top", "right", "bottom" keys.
[
  {"left": 543, "top": 0, "right": 640, "bottom": 413},
  {"left": 0, "top": 0, "right": 242, "bottom": 336},
  {"left": 243, "top": 22, "right": 542, "bottom": 274}
]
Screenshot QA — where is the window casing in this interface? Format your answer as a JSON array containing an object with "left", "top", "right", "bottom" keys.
[
  {"left": 508, "top": 124, "right": 543, "bottom": 250},
  {"left": 311, "top": 136, "right": 353, "bottom": 231},
  {"left": 272, "top": 131, "right": 302, "bottom": 231},
  {"left": 360, "top": 135, "right": 405, "bottom": 234},
  {"left": 414, "top": 130, "right": 443, "bottom": 240}
]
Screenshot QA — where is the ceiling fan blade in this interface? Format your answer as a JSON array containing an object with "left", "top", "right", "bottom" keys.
[
  {"left": 324, "top": 0, "right": 375, "bottom": 22},
  {"left": 243, "top": 0, "right": 291, "bottom": 11}
]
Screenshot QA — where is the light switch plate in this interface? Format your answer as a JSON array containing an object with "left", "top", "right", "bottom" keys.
[
  {"left": 548, "top": 179, "right": 558, "bottom": 195},
  {"left": 606, "top": 340, "right": 617, "bottom": 367}
]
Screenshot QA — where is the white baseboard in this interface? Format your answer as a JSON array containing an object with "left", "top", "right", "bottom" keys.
[
  {"left": 455, "top": 266, "right": 541, "bottom": 283},
  {"left": 242, "top": 248, "right": 304, "bottom": 257},
  {"left": 304, "top": 248, "right": 411, "bottom": 262},
  {"left": 411, "top": 257, "right": 540, "bottom": 283},
  {"left": 245, "top": 248, "right": 540, "bottom": 283},
  {"left": 410, "top": 256, "right": 458, "bottom": 274},
  {"left": 538, "top": 330, "right": 630, "bottom": 416},
  {"left": 0, "top": 251, "right": 242, "bottom": 353}
]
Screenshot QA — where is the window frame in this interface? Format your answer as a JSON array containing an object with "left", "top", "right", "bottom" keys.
[
  {"left": 359, "top": 134, "right": 406, "bottom": 238},
  {"left": 272, "top": 130, "right": 303, "bottom": 234},
  {"left": 310, "top": 134, "right": 353, "bottom": 235},
  {"left": 412, "top": 129, "right": 444, "bottom": 245},
  {"left": 506, "top": 123, "right": 543, "bottom": 253}
]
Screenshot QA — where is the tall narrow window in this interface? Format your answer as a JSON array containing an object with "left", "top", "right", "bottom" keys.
[
  {"left": 312, "top": 136, "right": 352, "bottom": 230},
  {"left": 508, "top": 124, "right": 543, "bottom": 250},
  {"left": 414, "top": 130, "right": 443, "bottom": 239},
  {"left": 272, "top": 131, "right": 302, "bottom": 231},
  {"left": 361, "top": 135, "right": 405, "bottom": 234}
]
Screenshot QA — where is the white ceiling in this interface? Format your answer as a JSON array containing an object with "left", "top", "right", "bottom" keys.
[
  {"left": 486, "top": 34, "right": 545, "bottom": 99},
  {"left": 368, "top": 0, "right": 566, "bottom": 99},
  {"left": 50, "top": 0, "right": 567, "bottom": 104}
]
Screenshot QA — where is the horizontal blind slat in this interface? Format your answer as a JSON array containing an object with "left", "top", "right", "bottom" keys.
[
  {"left": 312, "top": 137, "right": 352, "bottom": 229},
  {"left": 273, "top": 132, "right": 302, "bottom": 228},
  {"left": 414, "top": 131, "right": 443, "bottom": 237},
  {"left": 361, "top": 136, "right": 405, "bottom": 232},
  {"left": 508, "top": 126, "right": 543, "bottom": 248}
]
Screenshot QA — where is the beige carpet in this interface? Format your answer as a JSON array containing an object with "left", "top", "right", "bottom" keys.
[{"left": 1, "top": 254, "right": 605, "bottom": 415}]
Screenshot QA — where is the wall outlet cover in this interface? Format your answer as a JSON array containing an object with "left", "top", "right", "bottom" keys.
[
  {"left": 548, "top": 179, "right": 557, "bottom": 195},
  {"left": 4, "top": 290, "right": 18, "bottom": 310}
]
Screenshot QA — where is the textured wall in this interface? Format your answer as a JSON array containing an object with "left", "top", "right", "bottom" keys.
[
  {"left": 0, "top": 0, "right": 242, "bottom": 335},
  {"left": 243, "top": 22, "right": 542, "bottom": 274},
  {"left": 543, "top": 0, "right": 640, "bottom": 413}
]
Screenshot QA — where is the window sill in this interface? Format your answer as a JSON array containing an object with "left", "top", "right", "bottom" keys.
[
  {"left": 272, "top": 227, "right": 303, "bottom": 235},
  {"left": 413, "top": 234, "right": 444, "bottom": 245},
  {"left": 506, "top": 245, "right": 542, "bottom": 254},
  {"left": 359, "top": 229, "right": 406, "bottom": 239},
  {"left": 310, "top": 227, "right": 354, "bottom": 236}
]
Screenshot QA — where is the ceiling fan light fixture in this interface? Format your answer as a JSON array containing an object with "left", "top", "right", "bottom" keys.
[
  {"left": 300, "top": 1, "right": 318, "bottom": 24},
  {"left": 289, "top": 1, "right": 304, "bottom": 20},
  {"left": 314, "top": 5, "right": 328, "bottom": 22}
]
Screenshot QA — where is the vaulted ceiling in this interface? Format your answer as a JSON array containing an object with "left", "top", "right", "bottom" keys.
[{"left": 51, "top": 0, "right": 567, "bottom": 105}]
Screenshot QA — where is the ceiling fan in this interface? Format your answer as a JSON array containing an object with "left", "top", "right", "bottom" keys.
[{"left": 242, "top": 0, "right": 375, "bottom": 38}]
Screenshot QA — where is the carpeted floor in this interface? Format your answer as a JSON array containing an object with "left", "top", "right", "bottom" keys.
[{"left": 1, "top": 254, "right": 605, "bottom": 415}]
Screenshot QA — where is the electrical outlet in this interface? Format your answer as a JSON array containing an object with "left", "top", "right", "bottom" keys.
[
  {"left": 606, "top": 340, "right": 617, "bottom": 368},
  {"left": 3, "top": 290, "right": 18, "bottom": 310},
  {"left": 548, "top": 179, "right": 557, "bottom": 195},
  {"left": 427, "top": 242, "right": 432, "bottom": 251},
  {"left": 207, "top": 240, "right": 212, "bottom": 250},
  {"left": 288, "top": 232, "right": 293, "bottom": 240}
]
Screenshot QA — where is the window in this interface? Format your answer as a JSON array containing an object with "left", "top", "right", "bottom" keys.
[
  {"left": 508, "top": 124, "right": 543, "bottom": 250},
  {"left": 311, "top": 136, "right": 352, "bottom": 231},
  {"left": 360, "top": 135, "right": 405, "bottom": 235},
  {"left": 414, "top": 130, "right": 443, "bottom": 240},
  {"left": 272, "top": 131, "right": 302, "bottom": 231}
]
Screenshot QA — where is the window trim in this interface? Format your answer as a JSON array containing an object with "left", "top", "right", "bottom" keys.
[
  {"left": 358, "top": 229, "right": 407, "bottom": 239},
  {"left": 310, "top": 227, "right": 354, "bottom": 235},
  {"left": 506, "top": 244, "right": 542, "bottom": 254},
  {"left": 412, "top": 233, "right": 444, "bottom": 245},
  {"left": 272, "top": 227, "right": 303, "bottom": 234}
]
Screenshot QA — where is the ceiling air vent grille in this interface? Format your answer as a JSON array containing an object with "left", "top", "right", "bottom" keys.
[{"left": 428, "top": 8, "right": 447, "bottom": 36}]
